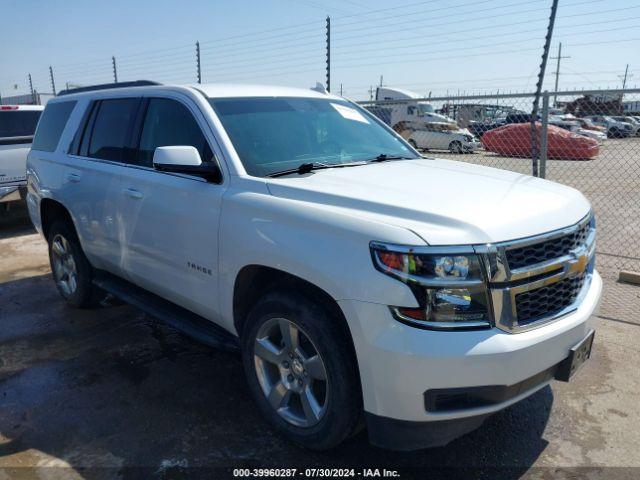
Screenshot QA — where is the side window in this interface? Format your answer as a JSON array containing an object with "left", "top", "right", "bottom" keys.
[
  {"left": 31, "top": 102, "right": 76, "bottom": 152},
  {"left": 137, "top": 98, "right": 214, "bottom": 168},
  {"left": 88, "top": 98, "right": 139, "bottom": 162}
]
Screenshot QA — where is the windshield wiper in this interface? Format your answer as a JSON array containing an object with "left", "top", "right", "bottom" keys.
[
  {"left": 267, "top": 161, "right": 366, "bottom": 178},
  {"left": 365, "top": 154, "right": 416, "bottom": 163}
]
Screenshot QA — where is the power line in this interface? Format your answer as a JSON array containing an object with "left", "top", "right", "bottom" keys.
[{"left": 332, "top": 0, "right": 604, "bottom": 41}]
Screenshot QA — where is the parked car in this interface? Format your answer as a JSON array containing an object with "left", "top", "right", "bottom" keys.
[
  {"left": 610, "top": 116, "right": 640, "bottom": 136},
  {"left": 27, "top": 81, "right": 601, "bottom": 451},
  {"left": 467, "top": 111, "right": 538, "bottom": 138},
  {"left": 583, "top": 115, "right": 633, "bottom": 138},
  {"left": 394, "top": 120, "right": 480, "bottom": 153},
  {"left": 548, "top": 116, "right": 607, "bottom": 143},
  {"left": 467, "top": 119, "right": 505, "bottom": 138},
  {"left": 0, "top": 104, "right": 43, "bottom": 208},
  {"left": 482, "top": 123, "right": 599, "bottom": 159}
]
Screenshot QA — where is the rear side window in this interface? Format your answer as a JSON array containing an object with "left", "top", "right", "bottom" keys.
[
  {"left": 0, "top": 110, "right": 42, "bottom": 138},
  {"left": 31, "top": 102, "right": 76, "bottom": 152},
  {"left": 137, "top": 98, "right": 213, "bottom": 167},
  {"left": 88, "top": 98, "right": 139, "bottom": 161}
]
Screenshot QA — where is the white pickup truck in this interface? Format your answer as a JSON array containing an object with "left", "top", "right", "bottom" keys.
[
  {"left": 26, "top": 82, "right": 601, "bottom": 451},
  {"left": 0, "top": 105, "right": 43, "bottom": 207}
]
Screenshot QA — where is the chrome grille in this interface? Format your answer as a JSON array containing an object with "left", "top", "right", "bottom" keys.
[
  {"left": 515, "top": 273, "right": 586, "bottom": 325},
  {"left": 506, "top": 221, "right": 590, "bottom": 270},
  {"left": 481, "top": 213, "right": 596, "bottom": 333}
]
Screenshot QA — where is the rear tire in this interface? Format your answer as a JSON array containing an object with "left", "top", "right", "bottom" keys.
[
  {"left": 241, "top": 291, "right": 362, "bottom": 450},
  {"left": 47, "top": 220, "right": 102, "bottom": 308}
]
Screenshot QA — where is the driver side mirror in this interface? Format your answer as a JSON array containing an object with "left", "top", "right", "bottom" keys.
[{"left": 153, "top": 146, "right": 221, "bottom": 183}]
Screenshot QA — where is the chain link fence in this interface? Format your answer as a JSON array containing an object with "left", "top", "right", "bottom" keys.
[{"left": 360, "top": 88, "right": 640, "bottom": 280}]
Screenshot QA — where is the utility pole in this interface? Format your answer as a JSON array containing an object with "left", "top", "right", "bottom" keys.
[
  {"left": 368, "top": 85, "right": 374, "bottom": 101},
  {"left": 325, "top": 16, "right": 331, "bottom": 92},
  {"left": 112, "top": 56, "right": 118, "bottom": 83},
  {"left": 379, "top": 75, "right": 383, "bottom": 87},
  {"left": 196, "top": 41, "right": 202, "bottom": 84},
  {"left": 619, "top": 64, "right": 631, "bottom": 90},
  {"left": 28, "top": 74, "right": 35, "bottom": 104},
  {"left": 49, "top": 66, "right": 56, "bottom": 95},
  {"left": 550, "top": 42, "right": 570, "bottom": 106},
  {"left": 340, "top": 83, "right": 343, "bottom": 96},
  {"left": 618, "top": 64, "right": 633, "bottom": 107}
]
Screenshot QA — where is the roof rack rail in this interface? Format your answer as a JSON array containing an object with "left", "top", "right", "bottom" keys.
[{"left": 58, "top": 80, "right": 162, "bottom": 96}]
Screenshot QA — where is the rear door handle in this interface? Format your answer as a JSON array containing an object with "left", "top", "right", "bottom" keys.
[
  {"left": 123, "top": 188, "right": 143, "bottom": 200},
  {"left": 66, "top": 173, "right": 81, "bottom": 183}
]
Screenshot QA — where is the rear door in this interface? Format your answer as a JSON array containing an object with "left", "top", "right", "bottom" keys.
[
  {"left": 63, "top": 97, "right": 140, "bottom": 273},
  {"left": 117, "top": 95, "right": 225, "bottom": 319},
  {"left": 0, "top": 108, "right": 41, "bottom": 190}
]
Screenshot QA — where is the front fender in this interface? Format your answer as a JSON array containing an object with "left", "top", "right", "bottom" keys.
[{"left": 218, "top": 187, "right": 424, "bottom": 332}]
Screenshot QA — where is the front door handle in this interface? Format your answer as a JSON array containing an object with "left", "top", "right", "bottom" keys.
[
  {"left": 123, "top": 188, "right": 143, "bottom": 200},
  {"left": 66, "top": 173, "right": 81, "bottom": 183}
]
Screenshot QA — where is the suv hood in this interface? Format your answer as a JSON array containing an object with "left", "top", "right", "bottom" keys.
[{"left": 266, "top": 158, "right": 591, "bottom": 245}]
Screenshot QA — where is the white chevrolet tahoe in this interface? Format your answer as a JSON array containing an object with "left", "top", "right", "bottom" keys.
[
  {"left": 26, "top": 82, "right": 601, "bottom": 451},
  {"left": 0, "top": 104, "right": 43, "bottom": 207}
]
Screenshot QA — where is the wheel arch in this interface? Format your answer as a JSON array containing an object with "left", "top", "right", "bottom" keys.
[
  {"left": 40, "top": 198, "right": 75, "bottom": 240},
  {"left": 232, "top": 265, "right": 354, "bottom": 350}
]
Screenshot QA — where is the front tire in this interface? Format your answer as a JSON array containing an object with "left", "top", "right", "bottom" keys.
[
  {"left": 449, "top": 140, "right": 463, "bottom": 154},
  {"left": 241, "top": 291, "right": 362, "bottom": 450},
  {"left": 47, "top": 220, "right": 102, "bottom": 308}
]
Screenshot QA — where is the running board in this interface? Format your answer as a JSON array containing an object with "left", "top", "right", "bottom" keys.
[{"left": 93, "top": 271, "right": 239, "bottom": 352}]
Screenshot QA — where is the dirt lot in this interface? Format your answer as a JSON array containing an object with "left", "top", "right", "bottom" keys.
[{"left": 1, "top": 198, "right": 640, "bottom": 478}]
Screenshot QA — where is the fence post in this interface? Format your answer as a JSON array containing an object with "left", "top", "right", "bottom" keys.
[
  {"left": 28, "top": 73, "right": 36, "bottom": 104},
  {"left": 539, "top": 91, "right": 549, "bottom": 179},
  {"left": 112, "top": 56, "right": 118, "bottom": 83},
  {"left": 196, "top": 41, "right": 202, "bottom": 84},
  {"left": 325, "top": 16, "right": 331, "bottom": 92},
  {"left": 530, "top": 0, "right": 558, "bottom": 178},
  {"left": 49, "top": 66, "right": 56, "bottom": 95}
]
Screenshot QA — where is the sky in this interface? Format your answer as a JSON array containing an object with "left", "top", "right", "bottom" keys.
[{"left": 0, "top": 0, "right": 638, "bottom": 101}]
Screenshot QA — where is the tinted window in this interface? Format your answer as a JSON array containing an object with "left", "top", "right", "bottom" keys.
[
  {"left": 0, "top": 110, "right": 42, "bottom": 138},
  {"left": 31, "top": 102, "right": 76, "bottom": 152},
  {"left": 138, "top": 98, "right": 213, "bottom": 167},
  {"left": 88, "top": 98, "right": 139, "bottom": 161}
]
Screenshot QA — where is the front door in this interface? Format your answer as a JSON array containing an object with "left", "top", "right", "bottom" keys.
[{"left": 117, "top": 96, "right": 225, "bottom": 320}]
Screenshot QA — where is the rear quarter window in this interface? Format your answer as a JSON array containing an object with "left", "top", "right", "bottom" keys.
[
  {"left": 32, "top": 101, "right": 77, "bottom": 152},
  {"left": 0, "top": 110, "right": 42, "bottom": 138}
]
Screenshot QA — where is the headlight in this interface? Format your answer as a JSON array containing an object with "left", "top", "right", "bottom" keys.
[{"left": 370, "top": 242, "right": 492, "bottom": 330}]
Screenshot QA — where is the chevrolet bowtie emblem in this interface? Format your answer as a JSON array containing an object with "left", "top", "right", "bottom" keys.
[{"left": 568, "top": 250, "right": 588, "bottom": 275}]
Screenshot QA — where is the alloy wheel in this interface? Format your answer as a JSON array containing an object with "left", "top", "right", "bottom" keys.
[
  {"left": 51, "top": 234, "right": 78, "bottom": 297},
  {"left": 253, "top": 317, "right": 329, "bottom": 428}
]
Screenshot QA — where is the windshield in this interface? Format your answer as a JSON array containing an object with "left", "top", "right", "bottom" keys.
[
  {"left": 210, "top": 97, "right": 417, "bottom": 177},
  {"left": 417, "top": 103, "right": 434, "bottom": 115}
]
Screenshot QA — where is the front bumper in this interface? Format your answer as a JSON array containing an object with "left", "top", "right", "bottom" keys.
[
  {"left": 464, "top": 141, "right": 481, "bottom": 151},
  {"left": 339, "top": 269, "right": 601, "bottom": 449}
]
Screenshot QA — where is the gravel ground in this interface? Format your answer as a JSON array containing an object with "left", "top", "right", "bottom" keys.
[{"left": 0, "top": 202, "right": 639, "bottom": 480}]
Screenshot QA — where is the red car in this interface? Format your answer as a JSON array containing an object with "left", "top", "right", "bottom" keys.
[{"left": 482, "top": 123, "right": 599, "bottom": 160}]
